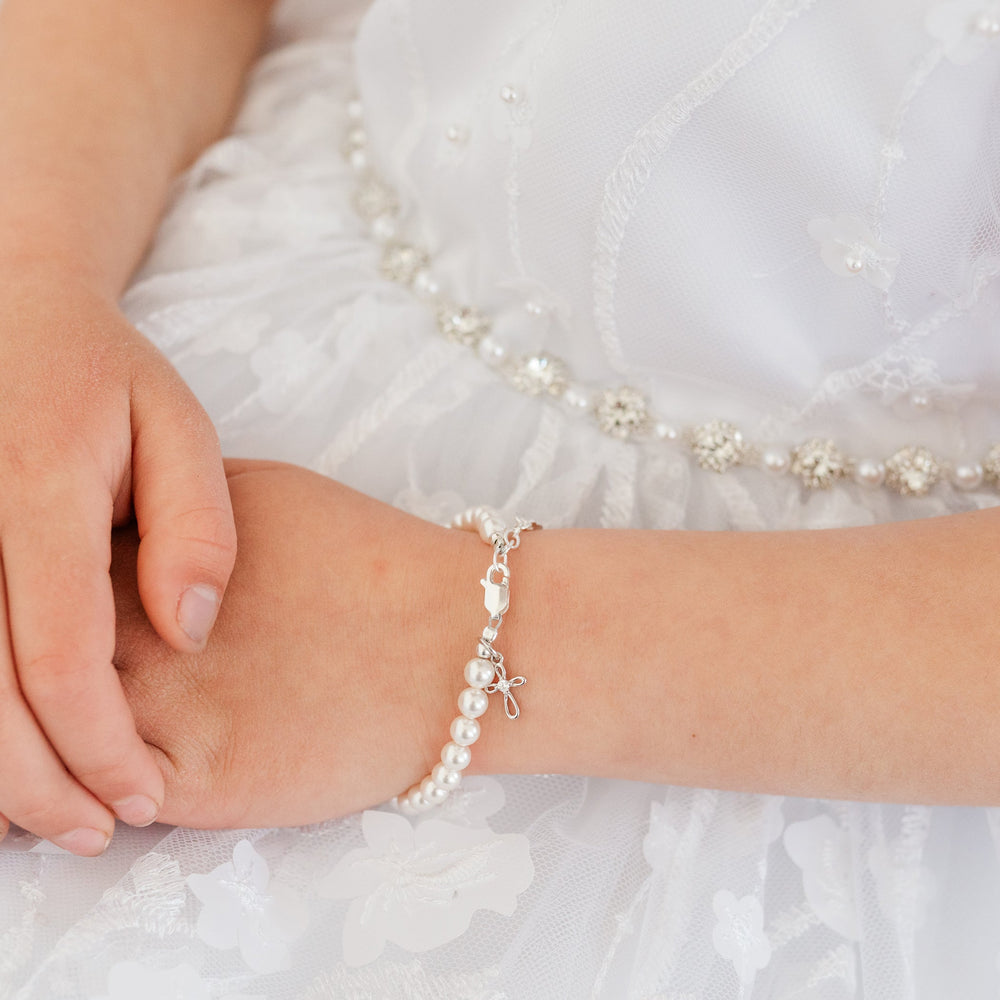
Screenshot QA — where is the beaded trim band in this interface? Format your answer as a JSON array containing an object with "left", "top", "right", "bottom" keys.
[
  {"left": 392, "top": 507, "right": 539, "bottom": 816},
  {"left": 343, "top": 98, "right": 1000, "bottom": 500}
]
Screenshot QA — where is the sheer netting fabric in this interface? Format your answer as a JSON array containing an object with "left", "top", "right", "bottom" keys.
[{"left": 3, "top": 0, "right": 1000, "bottom": 997}]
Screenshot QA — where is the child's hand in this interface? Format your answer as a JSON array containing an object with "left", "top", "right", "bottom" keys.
[
  {"left": 113, "top": 461, "right": 483, "bottom": 829},
  {"left": 0, "top": 268, "right": 236, "bottom": 855}
]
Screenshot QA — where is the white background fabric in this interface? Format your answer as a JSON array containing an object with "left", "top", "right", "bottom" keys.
[{"left": 3, "top": 0, "right": 1000, "bottom": 996}]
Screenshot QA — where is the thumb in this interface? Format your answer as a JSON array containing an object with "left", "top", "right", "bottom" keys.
[{"left": 132, "top": 387, "right": 237, "bottom": 653}]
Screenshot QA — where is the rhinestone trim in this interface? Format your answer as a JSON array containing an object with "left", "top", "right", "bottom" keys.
[{"left": 343, "top": 101, "right": 999, "bottom": 499}]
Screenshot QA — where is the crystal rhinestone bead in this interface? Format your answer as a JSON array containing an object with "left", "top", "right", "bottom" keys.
[
  {"left": 790, "top": 438, "right": 847, "bottom": 489},
  {"left": 510, "top": 353, "right": 569, "bottom": 397},
  {"left": 381, "top": 242, "right": 430, "bottom": 285},
  {"left": 884, "top": 445, "right": 941, "bottom": 496},
  {"left": 690, "top": 420, "right": 745, "bottom": 473},
  {"left": 353, "top": 177, "right": 399, "bottom": 222},
  {"left": 594, "top": 386, "right": 650, "bottom": 439},
  {"left": 436, "top": 302, "right": 491, "bottom": 346},
  {"left": 983, "top": 443, "right": 1000, "bottom": 484}
]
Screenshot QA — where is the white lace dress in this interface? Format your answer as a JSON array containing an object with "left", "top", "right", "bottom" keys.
[{"left": 3, "top": 1, "right": 1000, "bottom": 996}]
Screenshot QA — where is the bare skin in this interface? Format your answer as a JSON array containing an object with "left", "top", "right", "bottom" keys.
[
  {"left": 111, "top": 460, "right": 1000, "bottom": 830},
  {"left": 5, "top": 0, "right": 1000, "bottom": 850},
  {"left": 0, "top": 0, "right": 273, "bottom": 853}
]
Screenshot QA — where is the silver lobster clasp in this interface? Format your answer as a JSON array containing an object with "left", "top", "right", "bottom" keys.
[{"left": 481, "top": 562, "right": 510, "bottom": 617}]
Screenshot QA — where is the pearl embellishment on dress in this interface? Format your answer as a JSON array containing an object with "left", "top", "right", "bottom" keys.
[
  {"left": 972, "top": 11, "right": 1000, "bottom": 35},
  {"left": 344, "top": 101, "right": 1000, "bottom": 501}
]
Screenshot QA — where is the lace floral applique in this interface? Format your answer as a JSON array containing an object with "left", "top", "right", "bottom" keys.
[
  {"left": 187, "top": 839, "right": 308, "bottom": 974},
  {"left": 867, "top": 839, "right": 937, "bottom": 930},
  {"left": 101, "top": 852, "right": 189, "bottom": 939},
  {"left": 926, "top": 1, "right": 1000, "bottom": 64},
  {"left": 783, "top": 815, "right": 859, "bottom": 940},
  {"left": 249, "top": 328, "right": 333, "bottom": 414},
  {"left": 418, "top": 776, "right": 507, "bottom": 829},
  {"left": 711, "top": 891, "right": 773, "bottom": 983},
  {"left": 642, "top": 801, "right": 681, "bottom": 872},
  {"left": 808, "top": 215, "right": 899, "bottom": 290},
  {"left": 320, "top": 809, "right": 533, "bottom": 966},
  {"left": 193, "top": 312, "right": 270, "bottom": 357}
]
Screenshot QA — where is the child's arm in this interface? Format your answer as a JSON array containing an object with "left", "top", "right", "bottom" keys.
[{"left": 0, "top": 0, "right": 274, "bottom": 855}]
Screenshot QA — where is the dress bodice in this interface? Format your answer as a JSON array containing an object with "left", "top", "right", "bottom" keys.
[{"left": 354, "top": 0, "right": 1000, "bottom": 465}]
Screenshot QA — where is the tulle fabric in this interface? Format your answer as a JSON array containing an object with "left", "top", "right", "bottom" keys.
[{"left": 4, "top": 0, "right": 1000, "bottom": 996}]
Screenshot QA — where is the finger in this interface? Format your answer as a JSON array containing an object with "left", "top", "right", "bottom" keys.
[
  {"left": 132, "top": 386, "right": 236, "bottom": 653},
  {"left": 0, "top": 561, "right": 116, "bottom": 855},
  {"left": 5, "top": 483, "right": 165, "bottom": 829},
  {"left": 0, "top": 812, "right": 9, "bottom": 845}
]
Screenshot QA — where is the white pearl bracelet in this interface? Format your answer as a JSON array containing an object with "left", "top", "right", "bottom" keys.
[{"left": 392, "top": 506, "right": 540, "bottom": 816}]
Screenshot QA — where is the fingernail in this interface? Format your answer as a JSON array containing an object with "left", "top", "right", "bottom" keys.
[
  {"left": 112, "top": 794, "right": 160, "bottom": 828},
  {"left": 52, "top": 827, "right": 112, "bottom": 857},
  {"left": 178, "top": 584, "right": 221, "bottom": 646}
]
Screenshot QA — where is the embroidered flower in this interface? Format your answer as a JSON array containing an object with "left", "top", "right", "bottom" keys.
[
  {"left": 102, "top": 961, "right": 209, "bottom": 1000},
  {"left": 187, "top": 839, "right": 308, "bottom": 974},
  {"left": 491, "top": 81, "right": 534, "bottom": 150},
  {"left": 418, "top": 776, "right": 507, "bottom": 829},
  {"left": 643, "top": 802, "right": 680, "bottom": 873},
  {"left": 711, "top": 891, "right": 772, "bottom": 983},
  {"left": 249, "top": 328, "right": 332, "bottom": 414},
  {"left": 926, "top": 1, "right": 1000, "bottom": 64},
  {"left": 193, "top": 311, "right": 270, "bottom": 356},
  {"left": 867, "top": 840, "right": 936, "bottom": 930},
  {"left": 319, "top": 809, "right": 533, "bottom": 966},
  {"left": 808, "top": 215, "right": 899, "bottom": 290},
  {"left": 783, "top": 815, "right": 859, "bottom": 940}
]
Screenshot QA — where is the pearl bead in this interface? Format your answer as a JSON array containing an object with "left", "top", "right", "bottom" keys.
[
  {"left": 395, "top": 795, "right": 418, "bottom": 817},
  {"left": 908, "top": 391, "right": 932, "bottom": 413},
  {"left": 421, "top": 776, "right": 449, "bottom": 804},
  {"left": 973, "top": 12, "right": 1000, "bottom": 35},
  {"left": 432, "top": 762, "right": 463, "bottom": 790},
  {"left": 477, "top": 336, "right": 507, "bottom": 367},
  {"left": 844, "top": 253, "right": 865, "bottom": 274},
  {"left": 348, "top": 148, "right": 369, "bottom": 173},
  {"left": 406, "top": 785, "right": 429, "bottom": 812},
  {"left": 458, "top": 686, "right": 489, "bottom": 719},
  {"left": 853, "top": 459, "right": 885, "bottom": 488},
  {"left": 762, "top": 448, "right": 790, "bottom": 474},
  {"left": 478, "top": 516, "right": 504, "bottom": 543},
  {"left": 465, "top": 657, "right": 495, "bottom": 689},
  {"left": 345, "top": 125, "right": 367, "bottom": 150},
  {"left": 450, "top": 715, "right": 481, "bottom": 747},
  {"left": 654, "top": 422, "right": 679, "bottom": 441},
  {"left": 500, "top": 85, "right": 519, "bottom": 103},
  {"left": 952, "top": 463, "right": 984, "bottom": 491},
  {"left": 562, "top": 386, "right": 592, "bottom": 412},
  {"left": 346, "top": 98, "right": 364, "bottom": 121},
  {"left": 371, "top": 214, "right": 397, "bottom": 243},
  {"left": 441, "top": 741, "right": 472, "bottom": 770},
  {"left": 412, "top": 269, "right": 441, "bottom": 300}
]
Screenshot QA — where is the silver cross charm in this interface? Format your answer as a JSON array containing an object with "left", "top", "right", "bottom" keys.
[{"left": 486, "top": 662, "right": 526, "bottom": 720}]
